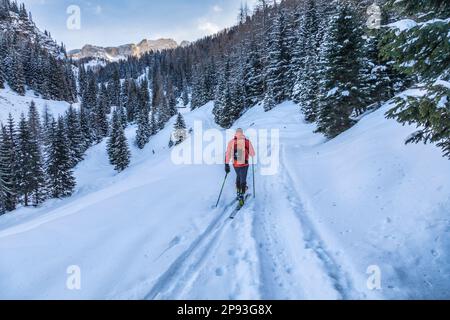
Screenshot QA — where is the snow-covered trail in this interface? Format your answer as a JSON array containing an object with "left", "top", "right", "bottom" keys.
[
  {"left": 1, "top": 99, "right": 448, "bottom": 300},
  {"left": 141, "top": 103, "right": 370, "bottom": 300}
]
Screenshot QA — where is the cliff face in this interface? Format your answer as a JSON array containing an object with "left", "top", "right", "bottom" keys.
[{"left": 69, "top": 38, "right": 179, "bottom": 61}]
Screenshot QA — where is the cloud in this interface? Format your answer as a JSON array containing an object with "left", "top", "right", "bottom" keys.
[
  {"left": 212, "top": 5, "right": 223, "bottom": 13},
  {"left": 94, "top": 5, "right": 102, "bottom": 15},
  {"left": 197, "top": 19, "right": 220, "bottom": 35}
]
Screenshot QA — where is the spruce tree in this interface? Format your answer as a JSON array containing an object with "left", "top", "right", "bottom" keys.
[
  {"left": 17, "top": 113, "right": 45, "bottom": 206},
  {"left": 10, "top": 52, "right": 26, "bottom": 95},
  {"left": 27, "top": 101, "right": 41, "bottom": 142},
  {"left": 264, "top": 7, "right": 285, "bottom": 106},
  {"left": 79, "top": 106, "right": 93, "bottom": 152},
  {"left": 0, "top": 60, "right": 5, "bottom": 89},
  {"left": 2, "top": 114, "right": 19, "bottom": 211},
  {"left": 41, "top": 104, "right": 54, "bottom": 148},
  {"left": 46, "top": 117, "right": 76, "bottom": 198},
  {"left": 65, "top": 105, "right": 84, "bottom": 167},
  {"left": 292, "top": 0, "right": 322, "bottom": 122},
  {"left": 107, "top": 110, "right": 131, "bottom": 172},
  {"left": 135, "top": 107, "right": 151, "bottom": 149},
  {"left": 382, "top": 0, "right": 450, "bottom": 158},
  {"left": 244, "top": 37, "right": 264, "bottom": 106},
  {"left": 0, "top": 124, "right": 17, "bottom": 213},
  {"left": 264, "top": 83, "right": 276, "bottom": 112},
  {"left": 173, "top": 113, "right": 187, "bottom": 145},
  {"left": 94, "top": 92, "right": 109, "bottom": 142},
  {"left": 182, "top": 78, "right": 189, "bottom": 107},
  {"left": 315, "top": 2, "right": 366, "bottom": 138}
]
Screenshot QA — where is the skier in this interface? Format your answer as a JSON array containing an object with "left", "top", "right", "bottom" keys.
[{"left": 225, "top": 128, "right": 256, "bottom": 205}]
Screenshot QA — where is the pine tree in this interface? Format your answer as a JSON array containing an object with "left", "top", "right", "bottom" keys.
[
  {"left": 120, "top": 79, "right": 131, "bottom": 119},
  {"left": 166, "top": 79, "right": 178, "bottom": 115},
  {"left": 82, "top": 74, "right": 97, "bottom": 111},
  {"left": 381, "top": 0, "right": 450, "bottom": 158},
  {"left": 213, "top": 59, "right": 228, "bottom": 122},
  {"left": 17, "top": 113, "right": 45, "bottom": 206},
  {"left": 10, "top": 52, "right": 26, "bottom": 95},
  {"left": 78, "top": 65, "right": 87, "bottom": 97},
  {"left": 1, "top": 114, "right": 19, "bottom": 211},
  {"left": 135, "top": 107, "right": 151, "bottom": 149},
  {"left": 182, "top": 78, "right": 189, "bottom": 107},
  {"left": 264, "top": 83, "right": 276, "bottom": 112},
  {"left": 292, "top": 0, "right": 322, "bottom": 122},
  {"left": 244, "top": 36, "right": 264, "bottom": 105},
  {"left": 28, "top": 108, "right": 46, "bottom": 206},
  {"left": 315, "top": 2, "right": 366, "bottom": 138},
  {"left": 94, "top": 91, "right": 109, "bottom": 142},
  {"left": 126, "top": 80, "right": 139, "bottom": 123},
  {"left": 173, "top": 113, "right": 187, "bottom": 145},
  {"left": 0, "top": 59, "right": 5, "bottom": 89},
  {"left": 41, "top": 104, "right": 54, "bottom": 149},
  {"left": 0, "top": 173, "right": 7, "bottom": 215},
  {"left": 46, "top": 117, "right": 76, "bottom": 198},
  {"left": 27, "top": 101, "right": 41, "bottom": 142},
  {"left": 117, "top": 106, "right": 128, "bottom": 129},
  {"left": 79, "top": 106, "right": 94, "bottom": 152},
  {"left": 359, "top": 29, "right": 395, "bottom": 113},
  {"left": 264, "top": 7, "right": 286, "bottom": 107},
  {"left": 107, "top": 110, "right": 131, "bottom": 172},
  {"left": 0, "top": 124, "right": 17, "bottom": 213},
  {"left": 65, "top": 105, "right": 84, "bottom": 167},
  {"left": 107, "top": 68, "right": 121, "bottom": 107}
]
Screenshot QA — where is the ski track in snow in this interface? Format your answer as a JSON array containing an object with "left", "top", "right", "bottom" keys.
[
  {"left": 280, "top": 154, "right": 359, "bottom": 300},
  {"left": 247, "top": 146, "right": 354, "bottom": 299},
  {"left": 145, "top": 200, "right": 241, "bottom": 299},
  {"left": 144, "top": 122, "right": 362, "bottom": 300}
]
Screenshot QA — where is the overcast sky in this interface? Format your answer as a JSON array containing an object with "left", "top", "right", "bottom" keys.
[{"left": 21, "top": 0, "right": 258, "bottom": 50}]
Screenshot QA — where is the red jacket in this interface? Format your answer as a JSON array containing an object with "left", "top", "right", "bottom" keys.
[{"left": 225, "top": 134, "right": 256, "bottom": 168}]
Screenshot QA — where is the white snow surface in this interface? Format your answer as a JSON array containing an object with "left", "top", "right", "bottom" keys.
[
  {"left": 0, "top": 96, "right": 449, "bottom": 300},
  {"left": 387, "top": 19, "right": 418, "bottom": 32},
  {"left": 0, "top": 87, "right": 74, "bottom": 124}
]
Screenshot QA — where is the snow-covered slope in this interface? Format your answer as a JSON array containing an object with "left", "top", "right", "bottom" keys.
[
  {"left": 0, "top": 97, "right": 448, "bottom": 300},
  {"left": 0, "top": 87, "right": 74, "bottom": 123}
]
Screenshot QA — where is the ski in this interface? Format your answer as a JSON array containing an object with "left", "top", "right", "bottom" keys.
[{"left": 229, "top": 194, "right": 251, "bottom": 219}]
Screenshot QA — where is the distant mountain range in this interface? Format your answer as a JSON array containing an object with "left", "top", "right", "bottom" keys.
[{"left": 69, "top": 39, "right": 190, "bottom": 61}]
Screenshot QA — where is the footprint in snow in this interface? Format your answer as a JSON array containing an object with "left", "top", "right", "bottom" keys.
[{"left": 215, "top": 268, "right": 225, "bottom": 277}]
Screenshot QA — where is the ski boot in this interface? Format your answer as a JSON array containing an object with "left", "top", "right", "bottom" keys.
[{"left": 238, "top": 193, "right": 245, "bottom": 207}]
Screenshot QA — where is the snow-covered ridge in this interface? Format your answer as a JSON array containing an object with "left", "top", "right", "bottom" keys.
[{"left": 69, "top": 38, "right": 180, "bottom": 62}]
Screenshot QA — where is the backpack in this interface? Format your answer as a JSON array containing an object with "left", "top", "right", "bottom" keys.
[{"left": 234, "top": 137, "right": 250, "bottom": 165}]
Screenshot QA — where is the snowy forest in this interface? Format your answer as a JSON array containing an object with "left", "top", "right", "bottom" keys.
[{"left": 1, "top": 0, "right": 449, "bottom": 215}]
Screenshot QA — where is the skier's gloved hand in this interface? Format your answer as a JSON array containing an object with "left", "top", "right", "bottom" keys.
[{"left": 225, "top": 164, "right": 231, "bottom": 174}]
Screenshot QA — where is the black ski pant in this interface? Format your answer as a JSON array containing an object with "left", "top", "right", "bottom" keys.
[{"left": 234, "top": 166, "right": 249, "bottom": 193}]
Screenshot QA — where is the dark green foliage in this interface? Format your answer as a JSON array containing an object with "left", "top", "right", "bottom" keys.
[
  {"left": 46, "top": 117, "right": 76, "bottom": 198},
  {"left": 107, "top": 110, "right": 131, "bottom": 172},
  {"left": 382, "top": 0, "right": 450, "bottom": 159}
]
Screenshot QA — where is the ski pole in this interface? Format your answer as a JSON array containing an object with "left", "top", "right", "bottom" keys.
[
  {"left": 252, "top": 158, "right": 256, "bottom": 199},
  {"left": 215, "top": 173, "right": 229, "bottom": 208}
]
